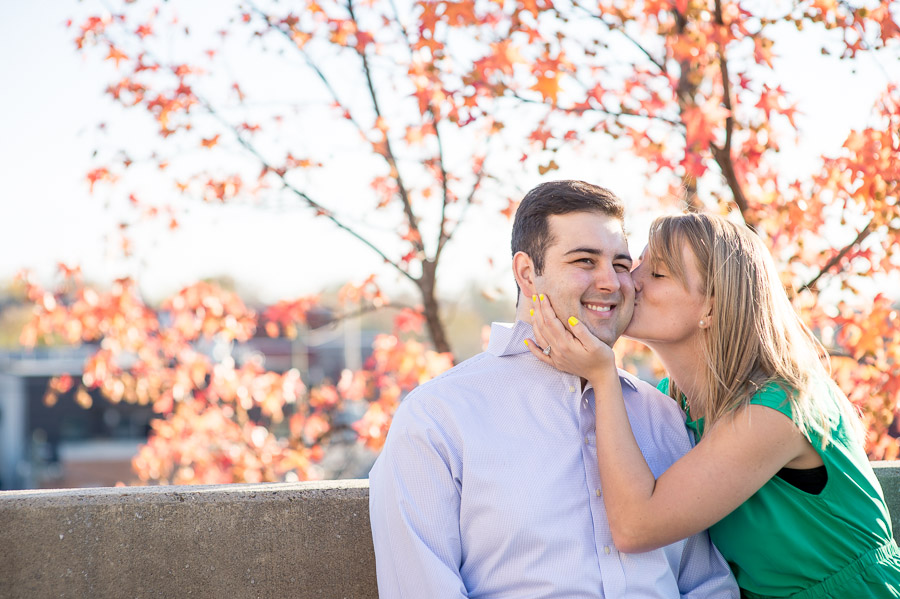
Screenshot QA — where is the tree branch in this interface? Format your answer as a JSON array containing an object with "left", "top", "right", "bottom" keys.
[
  {"left": 182, "top": 3, "right": 420, "bottom": 283},
  {"left": 98, "top": 13, "right": 418, "bottom": 284},
  {"left": 384, "top": 0, "right": 459, "bottom": 265},
  {"left": 249, "top": 3, "right": 369, "bottom": 139},
  {"left": 710, "top": 0, "right": 753, "bottom": 225},
  {"left": 573, "top": 2, "right": 668, "bottom": 74},
  {"left": 436, "top": 157, "right": 488, "bottom": 261},
  {"left": 196, "top": 97, "right": 418, "bottom": 284},
  {"left": 346, "top": 0, "right": 425, "bottom": 254},
  {"left": 799, "top": 220, "right": 874, "bottom": 293},
  {"left": 510, "top": 91, "right": 683, "bottom": 126},
  {"left": 309, "top": 301, "right": 419, "bottom": 330}
]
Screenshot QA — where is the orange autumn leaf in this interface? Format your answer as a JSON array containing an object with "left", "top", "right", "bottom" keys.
[
  {"left": 532, "top": 72, "right": 561, "bottom": 104},
  {"left": 201, "top": 134, "right": 220, "bottom": 148},
  {"left": 105, "top": 44, "right": 129, "bottom": 67}
]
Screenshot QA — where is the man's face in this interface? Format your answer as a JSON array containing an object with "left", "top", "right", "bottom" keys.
[{"left": 533, "top": 212, "right": 635, "bottom": 346}]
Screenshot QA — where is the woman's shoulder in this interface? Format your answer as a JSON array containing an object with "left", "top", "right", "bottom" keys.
[{"left": 748, "top": 381, "right": 794, "bottom": 417}]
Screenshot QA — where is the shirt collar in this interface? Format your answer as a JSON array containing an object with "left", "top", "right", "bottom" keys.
[
  {"left": 485, "top": 320, "right": 637, "bottom": 392},
  {"left": 486, "top": 320, "right": 533, "bottom": 357}
]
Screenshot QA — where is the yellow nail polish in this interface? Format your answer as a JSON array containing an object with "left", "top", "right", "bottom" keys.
[
  {"left": 569, "top": 316, "right": 579, "bottom": 326},
  {"left": 539, "top": 294, "right": 545, "bottom": 301},
  {"left": 530, "top": 308, "right": 534, "bottom": 316},
  {"left": 524, "top": 339, "right": 529, "bottom": 346},
  {"left": 532, "top": 294, "right": 537, "bottom": 302}
]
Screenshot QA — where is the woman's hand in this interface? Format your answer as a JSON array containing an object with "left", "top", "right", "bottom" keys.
[{"left": 524, "top": 294, "right": 618, "bottom": 382}]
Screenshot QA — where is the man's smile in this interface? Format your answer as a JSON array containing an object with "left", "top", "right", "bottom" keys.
[{"left": 583, "top": 302, "right": 616, "bottom": 315}]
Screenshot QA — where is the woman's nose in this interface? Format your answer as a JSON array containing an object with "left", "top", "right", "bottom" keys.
[{"left": 631, "top": 263, "right": 645, "bottom": 292}]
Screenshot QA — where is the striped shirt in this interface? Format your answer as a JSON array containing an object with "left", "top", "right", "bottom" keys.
[{"left": 369, "top": 320, "right": 738, "bottom": 598}]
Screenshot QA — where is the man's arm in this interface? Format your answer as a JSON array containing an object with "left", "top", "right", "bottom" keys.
[{"left": 368, "top": 399, "right": 469, "bottom": 599}]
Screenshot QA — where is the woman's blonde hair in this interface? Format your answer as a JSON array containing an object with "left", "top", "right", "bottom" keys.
[{"left": 647, "top": 213, "right": 862, "bottom": 446}]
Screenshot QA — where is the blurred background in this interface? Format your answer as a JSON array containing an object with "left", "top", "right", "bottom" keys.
[{"left": 1, "top": 0, "right": 898, "bottom": 490}]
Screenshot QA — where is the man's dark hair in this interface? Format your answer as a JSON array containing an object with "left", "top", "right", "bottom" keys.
[{"left": 511, "top": 180, "right": 625, "bottom": 278}]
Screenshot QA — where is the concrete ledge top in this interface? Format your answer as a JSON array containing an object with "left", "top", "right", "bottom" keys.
[
  {"left": 4, "top": 461, "right": 899, "bottom": 503},
  {"left": 0, "top": 478, "right": 370, "bottom": 505}
]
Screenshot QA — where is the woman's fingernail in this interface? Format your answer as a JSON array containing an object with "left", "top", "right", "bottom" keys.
[
  {"left": 532, "top": 294, "right": 537, "bottom": 302},
  {"left": 524, "top": 339, "right": 529, "bottom": 346},
  {"left": 569, "top": 316, "right": 579, "bottom": 326},
  {"left": 539, "top": 294, "right": 545, "bottom": 301},
  {"left": 530, "top": 308, "right": 534, "bottom": 316}
]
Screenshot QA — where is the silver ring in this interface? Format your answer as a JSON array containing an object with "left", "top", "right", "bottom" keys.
[{"left": 543, "top": 345, "right": 552, "bottom": 356}]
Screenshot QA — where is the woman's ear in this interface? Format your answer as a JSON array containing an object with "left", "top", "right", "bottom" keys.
[
  {"left": 699, "top": 300, "right": 714, "bottom": 329},
  {"left": 513, "top": 251, "right": 537, "bottom": 299}
]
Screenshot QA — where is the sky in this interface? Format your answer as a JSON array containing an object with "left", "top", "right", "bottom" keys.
[{"left": 1, "top": 1, "right": 898, "bottom": 308}]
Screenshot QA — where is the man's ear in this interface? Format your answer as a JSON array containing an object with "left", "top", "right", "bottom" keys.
[{"left": 513, "top": 251, "right": 538, "bottom": 298}]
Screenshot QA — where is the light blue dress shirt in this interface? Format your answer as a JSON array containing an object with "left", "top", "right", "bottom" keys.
[{"left": 369, "top": 320, "right": 738, "bottom": 598}]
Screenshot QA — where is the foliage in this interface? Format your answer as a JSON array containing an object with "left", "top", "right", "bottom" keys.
[
  {"left": 18, "top": 0, "right": 900, "bottom": 485},
  {"left": 20, "top": 267, "right": 452, "bottom": 482}
]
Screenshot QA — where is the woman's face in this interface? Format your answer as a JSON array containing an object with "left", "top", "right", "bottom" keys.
[{"left": 623, "top": 240, "right": 710, "bottom": 348}]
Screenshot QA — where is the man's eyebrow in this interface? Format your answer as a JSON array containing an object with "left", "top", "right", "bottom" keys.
[{"left": 563, "top": 247, "right": 633, "bottom": 262}]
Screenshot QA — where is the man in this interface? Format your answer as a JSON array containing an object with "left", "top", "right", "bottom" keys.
[{"left": 368, "top": 180, "right": 738, "bottom": 598}]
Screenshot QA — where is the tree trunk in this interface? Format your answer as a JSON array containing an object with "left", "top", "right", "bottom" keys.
[{"left": 418, "top": 259, "right": 453, "bottom": 357}]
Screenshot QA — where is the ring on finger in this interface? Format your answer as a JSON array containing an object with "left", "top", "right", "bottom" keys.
[{"left": 543, "top": 345, "right": 551, "bottom": 356}]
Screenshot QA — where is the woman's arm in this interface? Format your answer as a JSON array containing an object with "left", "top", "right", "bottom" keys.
[
  {"left": 526, "top": 296, "right": 809, "bottom": 553},
  {"left": 594, "top": 377, "right": 805, "bottom": 552}
]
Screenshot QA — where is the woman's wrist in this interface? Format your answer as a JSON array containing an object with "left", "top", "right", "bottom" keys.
[{"left": 587, "top": 362, "right": 619, "bottom": 388}]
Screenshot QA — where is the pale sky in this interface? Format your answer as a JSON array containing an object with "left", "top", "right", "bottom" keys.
[{"left": 1, "top": 1, "right": 898, "bottom": 307}]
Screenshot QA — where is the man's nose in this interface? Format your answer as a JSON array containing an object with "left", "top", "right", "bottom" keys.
[{"left": 594, "top": 262, "right": 621, "bottom": 293}]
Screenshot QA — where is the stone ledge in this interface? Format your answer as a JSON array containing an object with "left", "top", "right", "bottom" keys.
[
  {"left": 2, "top": 462, "right": 899, "bottom": 598},
  {"left": 0, "top": 479, "right": 375, "bottom": 598},
  {"left": 1, "top": 478, "right": 369, "bottom": 504}
]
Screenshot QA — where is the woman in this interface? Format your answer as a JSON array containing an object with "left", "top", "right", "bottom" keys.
[{"left": 527, "top": 213, "right": 900, "bottom": 598}]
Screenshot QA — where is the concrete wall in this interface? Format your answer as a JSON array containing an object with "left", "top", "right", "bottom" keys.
[
  {"left": 3, "top": 463, "right": 900, "bottom": 598},
  {"left": 0, "top": 480, "right": 375, "bottom": 599}
]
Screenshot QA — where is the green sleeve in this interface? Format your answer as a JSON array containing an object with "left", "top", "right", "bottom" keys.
[
  {"left": 656, "top": 377, "right": 670, "bottom": 394},
  {"left": 748, "top": 382, "right": 794, "bottom": 420}
]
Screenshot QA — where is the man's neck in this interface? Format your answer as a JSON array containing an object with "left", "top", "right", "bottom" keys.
[{"left": 513, "top": 296, "right": 533, "bottom": 324}]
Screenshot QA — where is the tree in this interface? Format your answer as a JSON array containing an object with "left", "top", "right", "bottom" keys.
[{"left": 21, "top": 0, "right": 900, "bottom": 486}]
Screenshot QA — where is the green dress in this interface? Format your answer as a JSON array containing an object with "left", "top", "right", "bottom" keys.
[{"left": 659, "top": 378, "right": 900, "bottom": 599}]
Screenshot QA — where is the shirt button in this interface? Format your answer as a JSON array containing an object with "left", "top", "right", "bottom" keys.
[
  {"left": 604, "top": 545, "right": 611, "bottom": 555},
  {"left": 584, "top": 436, "right": 590, "bottom": 445},
  {"left": 595, "top": 489, "right": 602, "bottom": 497},
  {"left": 569, "top": 385, "right": 576, "bottom": 392}
]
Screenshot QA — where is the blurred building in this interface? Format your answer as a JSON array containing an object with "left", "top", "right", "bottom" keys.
[{"left": 0, "top": 320, "right": 377, "bottom": 490}]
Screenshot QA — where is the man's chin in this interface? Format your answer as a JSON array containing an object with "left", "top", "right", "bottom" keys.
[{"left": 584, "top": 323, "right": 620, "bottom": 348}]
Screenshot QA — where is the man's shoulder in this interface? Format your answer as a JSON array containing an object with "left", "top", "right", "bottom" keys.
[
  {"left": 618, "top": 369, "right": 686, "bottom": 424},
  {"left": 411, "top": 351, "right": 502, "bottom": 394},
  {"left": 392, "top": 351, "right": 504, "bottom": 418},
  {"left": 617, "top": 370, "right": 694, "bottom": 469}
]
